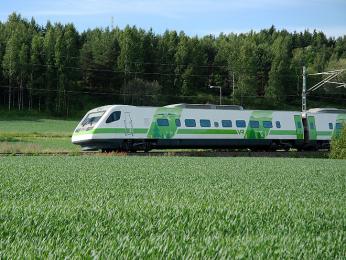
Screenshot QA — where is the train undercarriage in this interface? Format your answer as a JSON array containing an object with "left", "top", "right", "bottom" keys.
[{"left": 74, "top": 138, "right": 330, "bottom": 153}]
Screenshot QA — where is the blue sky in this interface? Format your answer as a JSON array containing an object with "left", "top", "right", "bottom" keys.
[{"left": 1, "top": 0, "right": 346, "bottom": 37}]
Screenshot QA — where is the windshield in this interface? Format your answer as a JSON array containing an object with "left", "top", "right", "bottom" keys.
[{"left": 81, "top": 111, "right": 105, "bottom": 127}]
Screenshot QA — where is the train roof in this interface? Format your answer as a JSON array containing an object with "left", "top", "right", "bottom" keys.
[
  {"left": 88, "top": 104, "right": 305, "bottom": 113},
  {"left": 165, "top": 103, "right": 244, "bottom": 110},
  {"left": 88, "top": 105, "right": 114, "bottom": 112},
  {"left": 307, "top": 108, "right": 346, "bottom": 114}
]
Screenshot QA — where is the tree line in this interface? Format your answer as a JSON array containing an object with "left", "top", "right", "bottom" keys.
[{"left": 0, "top": 13, "right": 345, "bottom": 116}]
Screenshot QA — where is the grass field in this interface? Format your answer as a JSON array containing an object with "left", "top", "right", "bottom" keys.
[
  {"left": 0, "top": 118, "right": 78, "bottom": 135},
  {"left": 0, "top": 116, "right": 79, "bottom": 153},
  {"left": 0, "top": 156, "right": 345, "bottom": 258}
]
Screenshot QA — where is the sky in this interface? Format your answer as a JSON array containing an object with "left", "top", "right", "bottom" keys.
[{"left": 1, "top": 0, "right": 346, "bottom": 37}]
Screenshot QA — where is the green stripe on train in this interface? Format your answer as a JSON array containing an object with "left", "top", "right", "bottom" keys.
[
  {"left": 317, "top": 131, "right": 333, "bottom": 136},
  {"left": 73, "top": 128, "right": 148, "bottom": 135},
  {"left": 178, "top": 129, "right": 300, "bottom": 136},
  {"left": 269, "top": 130, "right": 297, "bottom": 135}
]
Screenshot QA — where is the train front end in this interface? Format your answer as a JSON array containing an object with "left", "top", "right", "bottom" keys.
[{"left": 71, "top": 106, "right": 112, "bottom": 151}]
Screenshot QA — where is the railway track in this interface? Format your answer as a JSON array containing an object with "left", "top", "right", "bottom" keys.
[{"left": 0, "top": 150, "right": 329, "bottom": 158}]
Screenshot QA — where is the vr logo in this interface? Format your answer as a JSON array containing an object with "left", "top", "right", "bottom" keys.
[{"left": 237, "top": 129, "right": 245, "bottom": 135}]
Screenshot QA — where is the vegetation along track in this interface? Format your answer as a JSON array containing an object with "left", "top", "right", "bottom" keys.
[{"left": 0, "top": 150, "right": 329, "bottom": 158}]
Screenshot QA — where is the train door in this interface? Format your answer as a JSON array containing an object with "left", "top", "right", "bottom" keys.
[
  {"left": 124, "top": 112, "right": 134, "bottom": 136},
  {"left": 302, "top": 116, "right": 309, "bottom": 142},
  {"left": 294, "top": 115, "right": 304, "bottom": 140},
  {"left": 307, "top": 116, "right": 317, "bottom": 140}
]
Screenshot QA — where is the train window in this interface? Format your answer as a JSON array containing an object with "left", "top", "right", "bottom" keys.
[
  {"left": 221, "top": 120, "right": 232, "bottom": 127},
  {"left": 297, "top": 122, "right": 302, "bottom": 129},
  {"left": 185, "top": 119, "right": 196, "bottom": 127},
  {"left": 309, "top": 122, "right": 315, "bottom": 129},
  {"left": 236, "top": 120, "right": 246, "bottom": 128},
  {"left": 82, "top": 111, "right": 105, "bottom": 126},
  {"left": 329, "top": 123, "right": 333, "bottom": 130},
  {"left": 214, "top": 122, "right": 219, "bottom": 127},
  {"left": 157, "top": 119, "right": 169, "bottom": 126},
  {"left": 336, "top": 123, "right": 342, "bottom": 129},
  {"left": 263, "top": 121, "right": 273, "bottom": 128},
  {"left": 175, "top": 119, "right": 181, "bottom": 127},
  {"left": 276, "top": 121, "right": 281, "bottom": 128},
  {"left": 249, "top": 120, "right": 259, "bottom": 128},
  {"left": 106, "top": 111, "right": 121, "bottom": 123},
  {"left": 200, "top": 119, "right": 211, "bottom": 127}
]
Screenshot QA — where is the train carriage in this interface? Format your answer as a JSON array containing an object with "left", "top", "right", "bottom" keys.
[
  {"left": 72, "top": 104, "right": 306, "bottom": 152},
  {"left": 302, "top": 108, "right": 346, "bottom": 149}
]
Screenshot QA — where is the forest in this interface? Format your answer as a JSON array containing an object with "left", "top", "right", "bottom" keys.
[{"left": 0, "top": 13, "right": 346, "bottom": 116}]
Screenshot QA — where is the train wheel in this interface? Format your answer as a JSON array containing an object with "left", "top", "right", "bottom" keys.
[
  {"left": 101, "top": 149, "right": 110, "bottom": 153},
  {"left": 144, "top": 143, "right": 151, "bottom": 153}
]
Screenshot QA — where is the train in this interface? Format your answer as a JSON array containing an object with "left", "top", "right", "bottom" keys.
[{"left": 71, "top": 104, "right": 346, "bottom": 152}]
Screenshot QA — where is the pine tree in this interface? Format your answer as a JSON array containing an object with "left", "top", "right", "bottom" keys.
[
  {"left": 2, "top": 35, "right": 20, "bottom": 110},
  {"left": 30, "top": 34, "right": 44, "bottom": 110}
]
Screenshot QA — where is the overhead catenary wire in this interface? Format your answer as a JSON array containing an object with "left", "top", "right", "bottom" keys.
[
  {"left": 25, "top": 63, "right": 231, "bottom": 78},
  {"left": 0, "top": 85, "right": 313, "bottom": 99},
  {"left": 2, "top": 61, "right": 344, "bottom": 104},
  {"left": 21, "top": 51, "right": 252, "bottom": 70},
  {"left": 2, "top": 85, "right": 345, "bottom": 102},
  {"left": 20, "top": 50, "right": 274, "bottom": 71},
  {"left": 18, "top": 62, "right": 299, "bottom": 81}
]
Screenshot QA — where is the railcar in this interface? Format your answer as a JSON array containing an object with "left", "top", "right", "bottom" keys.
[
  {"left": 302, "top": 108, "right": 346, "bottom": 150},
  {"left": 71, "top": 103, "right": 320, "bottom": 152}
]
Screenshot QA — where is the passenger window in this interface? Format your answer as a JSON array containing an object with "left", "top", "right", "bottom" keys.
[
  {"left": 276, "top": 121, "right": 281, "bottom": 128},
  {"left": 336, "top": 123, "right": 342, "bottom": 129},
  {"left": 221, "top": 120, "right": 232, "bottom": 127},
  {"left": 309, "top": 122, "right": 315, "bottom": 129},
  {"left": 175, "top": 119, "right": 181, "bottom": 127},
  {"left": 263, "top": 121, "right": 273, "bottom": 128},
  {"left": 200, "top": 119, "right": 211, "bottom": 127},
  {"left": 157, "top": 119, "right": 169, "bottom": 126},
  {"left": 185, "top": 119, "right": 196, "bottom": 127},
  {"left": 236, "top": 120, "right": 246, "bottom": 128},
  {"left": 249, "top": 120, "right": 259, "bottom": 128},
  {"left": 106, "top": 111, "right": 121, "bottom": 123},
  {"left": 214, "top": 122, "right": 219, "bottom": 127},
  {"left": 297, "top": 122, "right": 302, "bottom": 129},
  {"left": 329, "top": 123, "right": 333, "bottom": 130}
]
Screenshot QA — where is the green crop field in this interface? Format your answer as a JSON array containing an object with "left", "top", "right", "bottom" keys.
[{"left": 0, "top": 156, "right": 345, "bottom": 258}]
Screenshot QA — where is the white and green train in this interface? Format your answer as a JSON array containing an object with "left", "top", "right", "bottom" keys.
[{"left": 72, "top": 104, "right": 346, "bottom": 152}]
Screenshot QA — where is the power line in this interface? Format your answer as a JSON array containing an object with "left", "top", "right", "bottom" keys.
[
  {"left": 25, "top": 62, "right": 232, "bottom": 78},
  {"left": 18, "top": 61, "right": 300, "bottom": 80},
  {"left": 21, "top": 50, "right": 273, "bottom": 71},
  {"left": 23, "top": 50, "right": 243, "bottom": 70},
  {"left": 302, "top": 66, "right": 346, "bottom": 111},
  {"left": 0, "top": 85, "right": 315, "bottom": 99}
]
